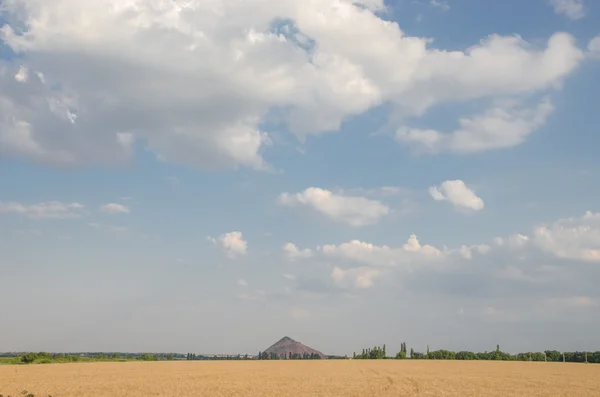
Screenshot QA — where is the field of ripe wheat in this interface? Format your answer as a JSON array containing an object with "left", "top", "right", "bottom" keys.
[{"left": 1, "top": 360, "right": 600, "bottom": 396}]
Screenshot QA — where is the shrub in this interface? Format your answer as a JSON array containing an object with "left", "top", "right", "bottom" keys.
[{"left": 21, "top": 354, "right": 38, "bottom": 364}]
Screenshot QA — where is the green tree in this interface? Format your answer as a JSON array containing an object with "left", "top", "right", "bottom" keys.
[
  {"left": 544, "top": 350, "right": 562, "bottom": 362},
  {"left": 456, "top": 351, "right": 477, "bottom": 360},
  {"left": 21, "top": 353, "right": 38, "bottom": 364}
]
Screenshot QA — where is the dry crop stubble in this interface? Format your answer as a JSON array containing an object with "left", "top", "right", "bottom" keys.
[{"left": 1, "top": 360, "right": 600, "bottom": 396}]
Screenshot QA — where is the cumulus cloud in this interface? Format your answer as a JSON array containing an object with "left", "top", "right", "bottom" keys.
[
  {"left": 588, "top": 36, "right": 600, "bottom": 59},
  {"left": 429, "top": 180, "right": 484, "bottom": 211},
  {"left": 494, "top": 234, "right": 530, "bottom": 249},
  {"left": 283, "top": 242, "right": 313, "bottom": 260},
  {"left": 0, "top": 1, "right": 587, "bottom": 169},
  {"left": 397, "top": 98, "right": 554, "bottom": 154},
  {"left": 288, "top": 210, "right": 600, "bottom": 297},
  {"left": 489, "top": 212, "right": 600, "bottom": 264},
  {"left": 208, "top": 231, "right": 248, "bottom": 259},
  {"left": 14, "top": 66, "right": 28, "bottom": 83},
  {"left": 100, "top": 203, "right": 130, "bottom": 214},
  {"left": 0, "top": 201, "right": 84, "bottom": 219},
  {"left": 279, "top": 187, "right": 389, "bottom": 227},
  {"left": 321, "top": 234, "right": 445, "bottom": 267},
  {"left": 532, "top": 211, "right": 600, "bottom": 262},
  {"left": 331, "top": 266, "right": 380, "bottom": 289},
  {"left": 546, "top": 0, "right": 585, "bottom": 20},
  {"left": 457, "top": 244, "right": 491, "bottom": 259}
]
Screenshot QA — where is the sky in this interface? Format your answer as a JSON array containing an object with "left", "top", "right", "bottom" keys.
[{"left": 1, "top": 0, "right": 600, "bottom": 356}]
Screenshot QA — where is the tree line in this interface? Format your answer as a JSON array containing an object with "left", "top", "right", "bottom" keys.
[
  {"left": 15, "top": 352, "right": 163, "bottom": 364},
  {"left": 186, "top": 353, "right": 252, "bottom": 360},
  {"left": 257, "top": 351, "right": 322, "bottom": 360},
  {"left": 353, "top": 343, "right": 600, "bottom": 363}
]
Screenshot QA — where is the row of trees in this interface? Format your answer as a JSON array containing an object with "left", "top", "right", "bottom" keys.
[
  {"left": 186, "top": 353, "right": 251, "bottom": 360},
  {"left": 353, "top": 343, "right": 600, "bottom": 363},
  {"left": 18, "top": 352, "right": 159, "bottom": 364},
  {"left": 354, "top": 345, "right": 387, "bottom": 360},
  {"left": 257, "top": 351, "right": 322, "bottom": 360}
]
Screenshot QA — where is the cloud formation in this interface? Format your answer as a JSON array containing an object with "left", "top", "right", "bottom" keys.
[
  {"left": 100, "top": 203, "right": 130, "bottom": 214},
  {"left": 331, "top": 266, "right": 380, "bottom": 289},
  {"left": 322, "top": 234, "right": 445, "bottom": 267},
  {"left": 533, "top": 211, "right": 600, "bottom": 262},
  {"left": 396, "top": 98, "right": 554, "bottom": 154},
  {"left": 546, "top": 0, "right": 585, "bottom": 20},
  {"left": 0, "top": 201, "right": 85, "bottom": 219},
  {"left": 0, "top": 0, "right": 587, "bottom": 170},
  {"left": 283, "top": 242, "right": 313, "bottom": 260},
  {"left": 279, "top": 187, "right": 389, "bottom": 227},
  {"left": 429, "top": 180, "right": 484, "bottom": 211},
  {"left": 588, "top": 36, "right": 600, "bottom": 59},
  {"left": 209, "top": 231, "right": 248, "bottom": 259}
]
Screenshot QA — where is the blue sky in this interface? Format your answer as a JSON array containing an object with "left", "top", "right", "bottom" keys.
[{"left": 1, "top": 0, "right": 600, "bottom": 355}]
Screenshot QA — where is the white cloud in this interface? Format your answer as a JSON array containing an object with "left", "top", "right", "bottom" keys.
[
  {"left": 279, "top": 187, "right": 389, "bottom": 227},
  {"left": 331, "top": 266, "right": 380, "bottom": 289},
  {"left": 237, "top": 279, "right": 249, "bottom": 287},
  {"left": 294, "top": 210, "right": 600, "bottom": 295},
  {"left": 429, "top": 180, "right": 484, "bottom": 211},
  {"left": 322, "top": 234, "right": 444, "bottom": 267},
  {"left": 588, "top": 36, "right": 600, "bottom": 59},
  {"left": 532, "top": 211, "right": 600, "bottom": 262},
  {"left": 0, "top": 1, "right": 586, "bottom": 168},
  {"left": 282, "top": 242, "right": 313, "bottom": 260},
  {"left": 14, "top": 66, "right": 28, "bottom": 82},
  {"left": 0, "top": 201, "right": 84, "bottom": 219},
  {"left": 397, "top": 98, "right": 554, "bottom": 154},
  {"left": 209, "top": 231, "right": 248, "bottom": 259},
  {"left": 429, "top": 0, "right": 450, "bottom": 12},
  {"left": 457, "top": 244, "right": 491, "bottom": 259},
  {"left": 283, "top": 273, "right": 296, "bottom": 280},
  {"left": 488, "top": 212, "right": 600, "bottom": 263},
  {"left": 508, "top": 234, "right": 530, "bottom": 249},
  {"left": 100, "top": 203, "right": 130, "bottom": 214},
  {"left": 546, "top": 0, "right": 585, "bottom": 20}
]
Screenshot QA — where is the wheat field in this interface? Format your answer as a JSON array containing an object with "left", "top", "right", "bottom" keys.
[{"left": 1, "top": 360, "right": 600, "bottom": 396}]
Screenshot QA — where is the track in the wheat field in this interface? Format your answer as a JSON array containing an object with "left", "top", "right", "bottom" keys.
[{"left": 1, "top": 360, "right": 600, "bottom": 396}]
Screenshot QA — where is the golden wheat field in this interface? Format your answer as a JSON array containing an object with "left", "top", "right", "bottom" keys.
[{"left": 1, "top": 360, "right": 600, "bottom": 396}]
